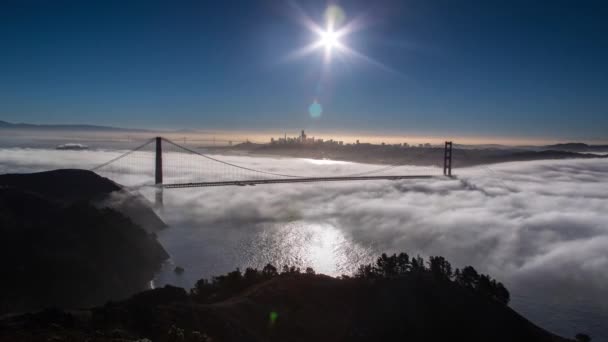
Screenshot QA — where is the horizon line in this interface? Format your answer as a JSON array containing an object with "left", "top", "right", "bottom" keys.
[{"left": 1, "top": 119, "right": 607, "bottom": 146}]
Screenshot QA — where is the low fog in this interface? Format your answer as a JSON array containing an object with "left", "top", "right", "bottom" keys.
[{"left": 1, "top": 147, "right": 607, "bottom": 337}]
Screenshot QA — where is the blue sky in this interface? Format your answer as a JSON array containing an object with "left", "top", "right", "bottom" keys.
[{"left": 1, "top": 0, "right": 607, "bottom": 141}]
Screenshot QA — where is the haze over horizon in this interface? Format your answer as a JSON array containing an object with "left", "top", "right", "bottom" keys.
[
  {"left": 1, "top": 1, "right": 607, "bottom": 142},
  {"left": 3, "top": 118, "right": 608, "bottom": 146}
]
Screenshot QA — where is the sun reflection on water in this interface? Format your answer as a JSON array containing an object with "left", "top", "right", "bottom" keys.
[{"left": 241, "top": 221, "right": 375, "bottom": 276}]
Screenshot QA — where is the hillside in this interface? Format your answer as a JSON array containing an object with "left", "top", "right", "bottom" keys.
[
  {"left": 0, "top": 169, "right": 169, "bottom": 314},
  {"left": 0, "top": 260, "right": 573, "bottom": 342},
  {"left": 224, "top": 142, "right": 607, "bottom": 167},
  {"left": 0, "top": 169, "right": 166, "bottom": 233},
  {"left": 542, "top": 143, "right": 608, "bottom": 152},
  {"left": 0, "top": 120, "right": 147, "bottom": 132}
]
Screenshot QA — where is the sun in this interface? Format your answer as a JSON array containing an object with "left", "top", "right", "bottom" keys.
[
  {"left": 319, "top": 29, "right": 340, "bottom": 50},
  {"left": 287, "top": 4, "right": 391, "bottom": 70}
]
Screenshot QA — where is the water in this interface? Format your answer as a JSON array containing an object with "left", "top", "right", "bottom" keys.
[{"left": 152, "top": 221, "right": 376, "bottom": 289}]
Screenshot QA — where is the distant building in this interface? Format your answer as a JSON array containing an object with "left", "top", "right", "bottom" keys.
[{"left": 269, "top": 130, "right": 360, "bottom": 147}]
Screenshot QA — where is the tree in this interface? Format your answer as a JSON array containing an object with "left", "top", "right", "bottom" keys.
[
  {"left": 476, "top": 274, "right": 493, "bottom": 296},
  {"left": 191, "top": 278, "right": 212, "bottom": 299},
  {"left": 428, "top": 256, "right": 453, "bottom": 280},
  {"left": 244, "top": 267, "right": 261, "bottom": 284},
  {"left": 493, "top": 281, "right": 510, "bottom": 305},
  {"left": 396, "top": 253, "right": 410, "bottom": 275},
  {"left": 211, "top": 268, "right": 243, "bottom": 295},
  {"left": 355, "top": 264, "right": 376, "bottom": 279},
  {"left": 458, "top": 266, "right": 479, "bottom": 288},
  {"left": 375, "top": 253, "right": 398, "bottom": 278},
  {"left": 455, "top": 266, "right": 510, "bottom": 305},
  {"left": 262, "top": 264, "right": 278, "bottom": 278},
  {"left": 410, "top": 255, "right": 426, "bottom": 274},
  {"left": 281, "top": 265, "right": 301, "bottom": 275}
]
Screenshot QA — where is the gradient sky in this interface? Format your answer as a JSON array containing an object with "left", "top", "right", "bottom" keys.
[{"left": 1, "top": 0, "right": 607, "bottom": 141}]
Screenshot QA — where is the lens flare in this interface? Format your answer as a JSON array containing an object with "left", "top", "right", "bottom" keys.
[
  {"left": 309, "top": 100, "right": 323, "bottom": 118},
  {"left": 324, "top": 4, "right": 346, "bottom": 29},
  {"left": 269, "top": 311, "right": 279, "bottom": 325}
]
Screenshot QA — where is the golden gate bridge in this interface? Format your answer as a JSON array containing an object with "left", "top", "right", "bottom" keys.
[{"left": 91, "top": 137, "right": 453, "bottom": 190}]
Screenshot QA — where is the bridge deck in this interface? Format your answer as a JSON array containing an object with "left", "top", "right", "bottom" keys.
[{"left": 163, "top": 175, "right": 442, "bottom": 188}]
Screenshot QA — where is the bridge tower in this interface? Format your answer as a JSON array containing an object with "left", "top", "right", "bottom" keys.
[
  {"left": 155, "top": 137, "right": 163, "bottom": 185},
  {"left": 443, "top": 141, "right": 453, "bottom": 176},
  {"left": 155, "top": 137, "right": 163, "bottom": 206}
]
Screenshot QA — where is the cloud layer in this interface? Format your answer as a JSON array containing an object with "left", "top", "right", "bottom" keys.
[{"left": 1, "top": 148, "right": 607, "bottom": 338}]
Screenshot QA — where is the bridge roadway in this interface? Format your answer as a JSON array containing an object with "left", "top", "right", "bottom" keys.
[{"left": 162, "top": 175, "right": 443, "bottom": 188}]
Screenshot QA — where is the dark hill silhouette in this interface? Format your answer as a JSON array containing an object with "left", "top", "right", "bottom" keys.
[
  {"left": 545, "top": 143, "right": 590, "bottom": 150},
  {"left": 542, "top": 143, "right": 608, "bottom": 152},
  {"left": 0, "top": 170, "right": 169, "bottom": 314},
  {"left": 0, "top": 119, "right": 148, "bottom": 132},
  {"left": 0, "top": 169, "right": 120, "bottom": 202},
  {"left": 0, "top": 254, "right": 576, "bottom": 342},
  {"left": 479, "top": 149, "right": 601, "bottom": 164},
  {"left": 223, "top": 142, "right": 607, "bottom": 167},
  {"left": 0, "top": 169, "right": 166, "bottom": 232}
]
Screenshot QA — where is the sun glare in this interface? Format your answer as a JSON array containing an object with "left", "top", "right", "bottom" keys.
[
  {"left": 286, "top": 4, "right": 394, "bottom": 74},
  {"left": 319, "top": 29, "right": 340, "bottom": 49}
]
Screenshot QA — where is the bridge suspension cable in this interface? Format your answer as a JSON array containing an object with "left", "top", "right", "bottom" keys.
[
  {"left": 90, "top": 138, "right": 154, "bottom": 172},
  {"left": 161, "top": 138, "right": 303, "bottom": 178},
  {"left": 342, "top": 163, "right": 410, "bottom": 177}
]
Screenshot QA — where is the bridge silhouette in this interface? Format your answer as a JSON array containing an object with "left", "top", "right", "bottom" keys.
[{"left": 91, "top": 137, "right": 453, "bottom": 191}]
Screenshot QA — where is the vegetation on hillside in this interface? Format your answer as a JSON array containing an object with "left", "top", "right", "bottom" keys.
[
  {"left": 191, "top": 253, "right": 510, "bottom": 306},
  {"left": 0, "top": 251, "right": 582, "bottom": 342}
]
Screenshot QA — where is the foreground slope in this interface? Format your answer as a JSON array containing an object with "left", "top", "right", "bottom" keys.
[
  {"left": 0, "top": 169, "right": 166, "bottom": 233},
  {"left": 0, "top": 169, "right": 168, "bottom": 313},
  {"left": 0, "top": 269, "right": 572, "bottom": 341}
]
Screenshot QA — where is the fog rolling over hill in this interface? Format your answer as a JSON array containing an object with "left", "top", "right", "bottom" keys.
[{"left": 0, "top": 169, "right": 168, "bottom": 313}]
